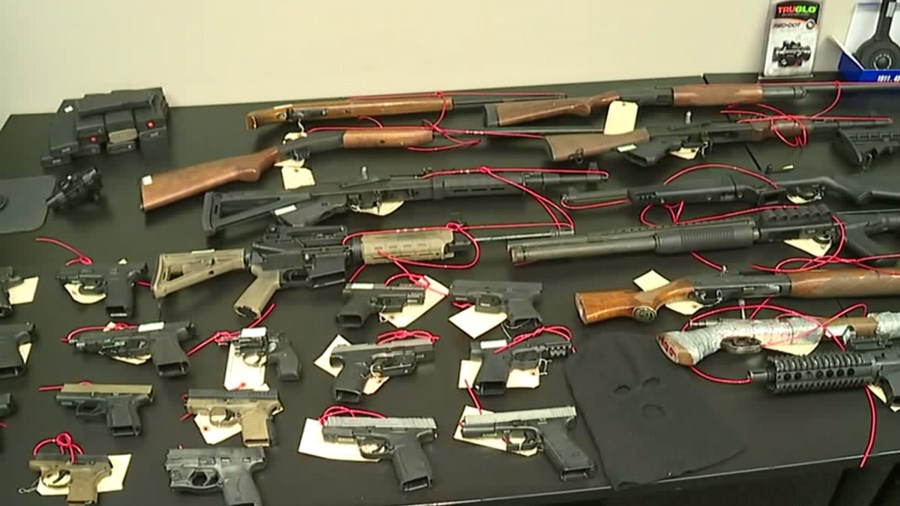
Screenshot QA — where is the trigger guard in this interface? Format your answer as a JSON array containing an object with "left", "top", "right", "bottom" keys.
[{"left": 187, "top": 470, "right": 218, "bottom": 489}]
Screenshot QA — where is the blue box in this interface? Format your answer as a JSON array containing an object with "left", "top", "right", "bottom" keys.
[{"left": 835, "top": 36, "right": 900, "bottom": 82}]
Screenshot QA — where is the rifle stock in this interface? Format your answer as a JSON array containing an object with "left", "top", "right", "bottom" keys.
[
  {"left": 247, "top": 97, "right": 453, "bottom": 129},
  {"left": 487, "top": 92, "right": 620, "bottom": 127},
  {"left": 575, "top": 279, "right": 695, "bottom": 324},
  {"left": 545, "top": 129, "right": 651, "bottom": 162}
]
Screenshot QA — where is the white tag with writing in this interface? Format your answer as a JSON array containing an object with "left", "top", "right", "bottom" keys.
[
  {"left": 351, "top": 200, "right": 405, "bottom": 217},
  {"left": 784, "top": 238, "right": 831, "bottom": 257},
  {"left": 382, "top": 276, "right": 447, "bottom": 328},
  {"left": 603, "top": 101, "right": 639, "bottom": 135},
  {"left": 63, "top": 283, "right": 106, "bottom": 304},
  {"left": 453, "top": 406, "right": 538, "bottom": 456},
  {"left": 194, "top": 413, "right": 242, "bottom": 445},
  {"left": 314, "top": 335, "right": 390, "bottom": 393},
  {"left": 8, "top": 277, "right": 39, "bottom": 305},
  {"left": 37, "top": 454, "right": 131, "bottom": 496},
  {"left": 868, "top": 385, "right": 900, "bottom": 412},
  {"left": 457, "top": 360, "right": 540, "bottom": 389},
  {"left": 633, "top": 270, "right": 702, "bottom": 316},
  {"left": 298, "top": 418, "right": 379, "bottom": 462},
  {"left": 224, "top": 343, "right": 267, "bottom": 391},
  {"left": 669, "top": 147, "right": 700, "bottom": 160},
  {"left": 449, "top": 306, "right": 508, "bottom": 338},
  {"left": 279, "top": 165, "right": 315, "bottom": 190}
]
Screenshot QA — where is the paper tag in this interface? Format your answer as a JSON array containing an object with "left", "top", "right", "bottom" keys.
[
  {"left": 450, "top": 306, "right": 508, "bottom": 338},
  {"left": 868, "top": 385, "right": 900, "bottom": 412},
  {"left": 616, "top": 144, "right": 637, "bottom": 152},
  {"left": 283, "top": 132, "right": 307, "bottom": 142},
  {"left": 453, "top": 406, "right": 538, "bottom": 456},
  {"left": 111, "top": 355, "right": 149, "bottom": 366},
  {"left": 669, "top": 147, "right": 700, "bottom": 160},
  {"left": 784, "top": 238, "right": 830, "bottom": 257},
  {"left": 351, "top": 200, "right": 405, "bottom": 217},
  {"left": 298, "top": 418, "right": 379, "bottom": 462},
  {"left": 8, "top": 277, "right": 39, "bottom": 305},
  {"left": 763, "top": 340, "right": 820, "bottom": 356},
  {"left": 274, "top": 205, "right": 297, "bottom": 216},
  {"left": 603, "top": 101, "right": 639, "bottom": 135},
  {"left": 633, "top": 270, "right": 702, "bottom": 316},
  {"left": 224, "top": 343, "right": 267, "bottom": 391},
  {"left": 314, "top": 335, "right": 390, "bottom": 393},
  {"left": 37, "top": 454, "right": 131, "bottom": 496},
  {"left": 457, "top": 360, "right": 540, "bottom": 389},
  {"left": 141, "top": 175, "right": 153, "bottom": 186},
  {"left": 194, "top": 413, "right": 243, "bottom": 444},
  {"left": 382, "top": 276, "right": 447, "bottom": 328},
  {"left": 138, "top": 322, "right": 164, "bottom": 332},
  {"left": 279, "top": 165, "right": 315, "bottom": 190},
  {"left": 19, "top": 343, "right": 31, "bottom": 363},
  {"left": 787, "top": 195, "right": 813, "bottom": 204},
  {"left": 63, "top": 283, "right": 106, "bottom": 304}
]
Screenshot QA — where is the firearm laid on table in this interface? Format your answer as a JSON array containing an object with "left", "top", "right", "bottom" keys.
[
  {"left": 54, "top": 383, "right": 153, "bottom": 437},
  {"left": 152, "top": 225, "right": 567, "bottom": 318},
  {"left": 329, "top": 339, "right": 435, "bottom": 403},
  {"left": 449, "top": 279, "right": 544, "bottom": 327},
  {"left": 460, "top": 406, "right": 595, "bottom": 480},
  {"left": 46, "top": 168, "right": 104, "bottom": 210},
  {"left": 575, "top": 268, "right": 900, "bottom": 325},
  {"left": 483, "top": 81, "right": 900, "bottom": 127},
  {"left": 0, "top": 322, "right": 34, "bottom": 378},
  {"left": 0, "top": 266, "right": 23, "bottom": 318},
  {"left": 185, "top": 389, "right": 282, "bottom": 447},
  {"left": 67, "top": 321, "right": 195, "bottom": 377},
  {"left": 216, "top": 327, "right": 300, "bottom": 381},
  {"left": 469, "top": 336, "right": 573, "bottom": 396},
  {"left": 322, "top": 416, "right": 438, "bottom": 492},
  {"left": 56, "top": 261, "right": 148, "bottom": 319},
  {"left": 543, "top": 117, "right": 892, "bottom": 166},
  {"left": 562, "top": 171, "right": 900, "bottom": 208},
  {"left": 336, "top": 282, "right": 425, "bottom": 328},
  {"left": 28, "top": 454, "right": 112, "bottom": 506},
  {"left": 659, "top": 311, "right": 900, "bottom": 366},
  {"left": 139, "top": 127, "right": 437, "bottom": 211},
  {"left": 748, "top": 329, "right": 900, "bottom": 403},
  {"left": 508, "top": 205, "right": 900, "bottom": 266},
  {"left": 245, "top": 92, "right": 566, "bottom": 129},
  {"left": 0, "top": 393, "right": 13, "bottom": 451},
  {"left": 165, "top": 447, "right": 266, "bottom": 506},
  {"left": 200, "top": 168, "right": 607, "bottom": 235}
]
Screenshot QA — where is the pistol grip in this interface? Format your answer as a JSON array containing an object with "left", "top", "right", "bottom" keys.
[
  {"left": 270, "top": 340, "right": 301, "bottom": 381},
  {"left": 240, "top": 410, "right": 273, "bottom": 447},
  {"left": 0, "top": 287, "right": 12, "bottom": 317},
  {"left": 107, "top": 397, "right": 147, "bottom": 437},
  {"left": 333, "top": 362, "right": 369, "bottom": 403},
  {"left": 336, "top": 297, "right": 374, "bottom": 328},
  {"left": 541, "top": 422, "right": 595, "bottom": 481},
  {"left": 221, "top": 469, "right": 263, "bottom": 506},
  {"left": 474, "top": 353, "right": 511, "bottom": 396},
  {"left": 0, "top": 335, "right": 26, "bottom": 378},
  {"left": 505, "top": 299, "right": 542, "bottom": 327},
  {"left": 149, "top": 336, "right": 190, "bottom": 377},
  {"left": 104, "top": 275, "right": 135, "bottom": 319},
  {"left": 844, "top": 228, "right": 896, "bottom": 268},
  {"left": 389, "top": 439, "right": 433, "bottom": 492},
  {"left": 66, "top": 467, "right": 110, "bottom": 506},
  {"left": 234, "top": 271, "right": 280, "bottom": 318}
]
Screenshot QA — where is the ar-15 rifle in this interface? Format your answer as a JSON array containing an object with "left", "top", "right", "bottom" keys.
[
  {"left": 659, "top": 311, "right": 900, "bottom": 366},
  {"left": 201, "top": 169, "right": 607, "bottom": 235},
  {"left": 508, "top": 205, "right": 900, "bottom": 267},
  {"left": 576, "top": 268, "right": 900, "bottom": 325},
  {"left": 543, "top": 118, "right": 892, "bottom": 166},
  {"left": 562, "top": 171, "right": 900, "bottom": 208},
  {"left": 484, "top": 81, "right": 900, "bottom": 127},
  {"left": 246, "top": 92, "right": 566, "bottom": 129},
  {"left": 165, "top": 447, "right": 266, "bottom": 506},
  {"left": 140, "top": 127, "right": 435, "bottom": 211},
  {"left": 152, "top": 225, "right": 568, "bottom": 318}
]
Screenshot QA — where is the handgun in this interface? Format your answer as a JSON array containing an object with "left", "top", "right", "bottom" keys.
[
  {"left": 0, "top": 322, "right": 35, "bottom": 378},
  {"left": 55, "top": 383, "right": 153, "bottom": 437},
  {"left": 0, "top": 266, "right": 24, "bottom": 318},
  {"left": 469, "top": 335, "right": 572, "bottom": 396},
  {"left": 29, "top": 453, "right": 113, "bottom": 506},
  {"left": 218, "top": 327, "right": 301, "bottom": 381},
  {"left": 185, "top": 389, "right": 282, "bottom": 447},
  {"left": 57, "top": 261, "right": 148, "bottom": 318},
  {"left": 329, "top": 338, "right": 435, "bottom": 403},
  {"left": 322, "top": 416, "right": 438, "bottom": 492},
  {"left": 0, "top": 393, "right": 13, "bottom": 452},
  {"left": 450, "top": 279, "right": 543, "bottom": 327},
  {"left": 165, "top": 447, "right": 265, "bottom": 506},
  {"left": 460, "top": 406, "right": 595, "bottom": 480},
  {"left": 336, "top": 282, "right": 426, "bottom": 328},
  {"left": 67, "top": 321, "right": 195, "bottom": 377}
]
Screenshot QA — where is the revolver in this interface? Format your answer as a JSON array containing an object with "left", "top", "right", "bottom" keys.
[
  {"left": 336, "top": 282, "right": 425, "bottom": 328},
  {"left": 57, "top": 261, "right": 148, "bottom": 318},
  {"left": 0, "top": 322, "right": 35, "bottom": 378},
  {"left": 185, "top": 389, "right": 282, "bottom": 447},
  {"left": 165, "top": 447, "right": 266, "bottom": 506},
  {"left": 55, "top": 383, "right": 153, "bottom": 437},
  {"left": 450, "top": 279, "right": 543, "bottom": 327},
  {"left": 219, "top": 327, "right": 301, "bottom": 381},
  {"left": 469, "top": 335, "right": 573, "bottom": 396},
  {"left": 28, "top": 453, "right": 113, "bottom": 506},
  {"left": 322, "top": 416, "right": 438, "bottom": 492},
  {"left": 67, "top": 321, "right": 195, "bottom": 377},
  {"left": 329, "top": 338, "right": 435, "bottom": 403}
]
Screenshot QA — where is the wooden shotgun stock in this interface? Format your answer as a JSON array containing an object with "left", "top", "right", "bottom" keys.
[
  {"left": 544, "top": 129, "right": 651, "bottom": 162},
  {"left": 139, "top": 128, "right": 434, "bottom": 211},
  {"left": 576, "top": 269, "right": 900, "bottom": 325},
  {"left": 246, "top": 97, "right": 456, "bottom": 129},
  {"left": 486, "top": 92, "right": 621, "bottom": 127}
]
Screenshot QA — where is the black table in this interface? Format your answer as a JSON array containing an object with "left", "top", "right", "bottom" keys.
[{"left": 0, "top": 75, "right": 897, "bottom": 506}]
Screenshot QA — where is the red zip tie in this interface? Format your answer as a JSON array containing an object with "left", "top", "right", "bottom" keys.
[
  {"left": 318, "top": 405, "right": 386, "bottom": 425},
  {"left": 33, "top": 432, "right": 84, "bottom": 463},
  {"left": 186, "top": 303, "right": 276, "bottom": 356},
  {"left": 376, "top": 329, "right": 440, "bottom": 345},
  {"left": 38, "top": 380, "right": 93, "bottom": 392},
  {"left": 463, "top": 380, "right": 483, "bottom": 414},
  {"left": 62, "top": 322, "right": 137, "bottom": 343},
  {"left": 493, "top": 325, "right": 575, "bottom": 353},
  {"left": 35, "top": 237, "right": 94, "bottom": 265}
]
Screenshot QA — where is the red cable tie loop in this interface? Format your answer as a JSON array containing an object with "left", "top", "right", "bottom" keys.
[
  {"left": 376, "top": 329, "right": 440, "bottom": 345},
  {"left": 38, "top": 380, "right": 92, "bottom": 392},
  {"left": 494, "top": 325, "right": 575, "bottom": 354},
  {"left": 187, "top": 303, "right": 277, "bottom": 356},
  {"left": 33, "top": 432, "right": 85, "bottom": 463},
  {"left": 35, "top": 236, "right": 94, "bottom": 265},
  {"left": 463, "top": 380, "right": 484, "bottom": 414},
  {"left": 318, "top": 405, "right": 386, "bottom": 425},
  {"left": 62, "top": 322, "right": 137, "bottom": 343}
]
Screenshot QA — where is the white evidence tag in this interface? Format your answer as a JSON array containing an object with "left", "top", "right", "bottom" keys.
[
  {"left": 603, "top": 101, "right": 639, "bottom": 135},
  {"left": 224, "top": 343, "right": 267, "bottom": 391},
  {"left": 313, "top": 335, "right": 389, "bottom": 394},
  {"left": 449, "top": 306, "right": 508, "bottom": 338},
  {"left": 297, "top": 418, "right": 379, "bottom": 462},
  {"left": 8, "top": 277, "right": 39, "bottom": 304},
  {"left": 457, "top": 360, "right": 540, "bottom": 389},
  {"left": 633, "top": 270, "right": 702, "bottom": 316}
]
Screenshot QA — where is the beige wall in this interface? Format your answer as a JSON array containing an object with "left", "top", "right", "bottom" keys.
[{"left": 0, "top": 0, "right": 860, "bottom": 128}]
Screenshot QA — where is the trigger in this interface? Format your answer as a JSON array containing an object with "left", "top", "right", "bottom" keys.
[{"left": 188, "top": 470, "right": 216, "bottom": 488}]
